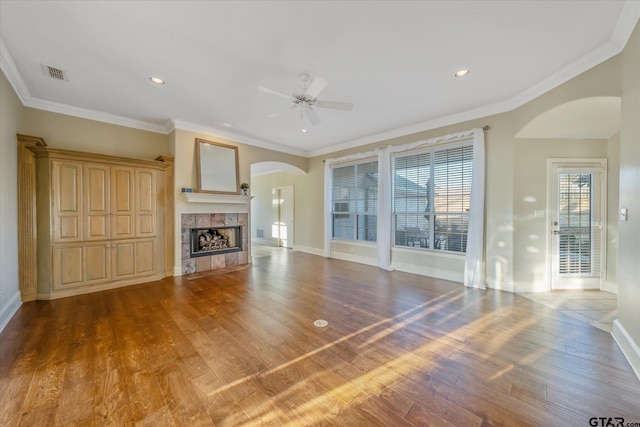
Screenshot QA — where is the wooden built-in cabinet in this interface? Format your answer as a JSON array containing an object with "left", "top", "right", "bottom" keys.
[{"left": 22, "top": 144, "right": 173, "bottom": 300}]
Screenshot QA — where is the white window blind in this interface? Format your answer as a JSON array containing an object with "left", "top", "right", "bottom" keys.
[
  {"left": 332, "top": 160, "right": 378, "bottom": 242},
  {"left": 558, "top": 172, "right": 601, "bottom": 275},
  {"left": 393, "top": 144, "right": 473, "bottom": 253}
]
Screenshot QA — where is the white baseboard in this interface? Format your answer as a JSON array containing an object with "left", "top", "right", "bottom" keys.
[
  {"left": 173, "top": 266, "right": 183, "bottom": 276},
  {"left": 0, "top": 291, "right": 22, "bottom": 334},
  {"left": 612, "top": 319, "right": 640, "bottom": 381},
  {"left": 293, "top": 245, "right": 324, "bottom": 256}
]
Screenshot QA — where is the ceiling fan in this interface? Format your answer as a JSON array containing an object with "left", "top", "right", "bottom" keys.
[{"left": 258, "top": 73, "right": 353, "bottom": 125}]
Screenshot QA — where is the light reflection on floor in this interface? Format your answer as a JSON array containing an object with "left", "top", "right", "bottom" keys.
[
  {"left": 252, "top": 242, "right": 290, "bottom": 259},
  {"left": 519, "top": 290, "right": 617, "bottom": 332}
]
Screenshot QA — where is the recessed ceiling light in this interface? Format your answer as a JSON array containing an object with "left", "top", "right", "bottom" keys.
[
  {"left": 223, "top": 122, "right": 233, "bottom": 127},
  {"left": 150, "top": 76, "right": 165, "bottom": 85},
  {"left": 454, "top": 69, "right": 469, "bottom": 78},
  {"left": 300, "top": 129, "right": 308, "bottom": 133}
]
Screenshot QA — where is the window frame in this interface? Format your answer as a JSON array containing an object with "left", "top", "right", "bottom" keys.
[
  {"left": 330, "top": 158, "right": 379, "bottom": 243},
  {"left": 391, "top": 140, "right": 473, "bottom": 255}
]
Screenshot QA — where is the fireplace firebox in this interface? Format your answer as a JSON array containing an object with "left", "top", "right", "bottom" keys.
[{"left": 190, "top": 226, "right": 242, "bottom": 258}]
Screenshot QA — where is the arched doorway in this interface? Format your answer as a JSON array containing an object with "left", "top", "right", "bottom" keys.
[
  {"left": 515, "top": 96, "right": 620, "bottom": 292},
  {"left": 249, "top": 161, "right": 306, "bottom": 258}
]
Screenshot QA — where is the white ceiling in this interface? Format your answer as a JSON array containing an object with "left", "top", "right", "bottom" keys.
[{"left": 1, "top": 1, "right": 638, "bottom": 157}]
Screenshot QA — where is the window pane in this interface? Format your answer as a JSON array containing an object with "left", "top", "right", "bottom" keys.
[
  {"left": 331, "top": 160, "right": 378, "bottom": 242},
  {"left": 333, "top": 214, "right": 355, "bottom": 240},
  {"left": 433, "top": 146, "right": 473, "bottom": 213},
  {"left": 394, "top": 153, "right": 430, "bottom": 214},
  {"left": 357, "top": 161, "right": 378, "bottom": 214},
  {"left": 393, "top": 143, "right": 472, "bottom": 253},
  {"left": 434, "top": 214, "right": 468, "bottom": 252},
  {"left": 394, "top": 214, "right": 429, "bottom": 248},
  {"left": 332, "top": 165, "right": 356, "bottom": 213},
  {"left": 357, "top": 214, "right": 377, "bottom": 242},
  {"left": 558, "top": 172, "right": 593, "bottom": 274}
]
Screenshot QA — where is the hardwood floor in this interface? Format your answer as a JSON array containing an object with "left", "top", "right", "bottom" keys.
[{"left": 1, "top": 251, "right": 639, "bottom": 426}]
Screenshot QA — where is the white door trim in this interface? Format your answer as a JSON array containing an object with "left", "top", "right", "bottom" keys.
[
  {"left": 546, "top": 158, "right": 607, "bottom": 291},
  {"left": 276, "top": 185, "right": 294, "bottom": 249}
]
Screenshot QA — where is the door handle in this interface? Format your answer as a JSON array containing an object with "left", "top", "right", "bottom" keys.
[{"left": 553, "top": 230, "right": 559, "bottom": 235}]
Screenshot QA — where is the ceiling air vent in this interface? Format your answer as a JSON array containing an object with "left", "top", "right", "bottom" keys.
[{"left": 41, "top": 64, "right": 67, "bottom": 81}]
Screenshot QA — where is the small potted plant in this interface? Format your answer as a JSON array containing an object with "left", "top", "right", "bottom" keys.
[{"left": 240, "top": 182, "right": 249, "bottom": 196}]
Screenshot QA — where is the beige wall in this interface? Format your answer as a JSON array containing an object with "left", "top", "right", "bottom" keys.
[
  {"left": 0, "top": 70, "right": 24, "bottom": 331},
  {"left": 21, "top": 108, "right": 171, "bottom": 159},
  {"left": 615, "top": 20, "right": 640, "bottom": 376},
  {"left": 304, "top": 114, "right": 516, "bottom": 286},
  {"left": 171, "top": 129, "right": 309, "bottom": 272},
  {"left": 513, "top": 54, "right": 622, "bottom": 136},
  {"left": 512, "top": 138, "right": 608, "bottom": 292}
]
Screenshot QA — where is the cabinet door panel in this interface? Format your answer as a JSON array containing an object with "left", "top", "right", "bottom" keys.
[
  {"left": 112, "top": 239, "right": 156, "bottom": 280},
  {"left": 53, "top": 244, "right": 111, "bottom": 290},
  {"left": 84, "top": 244, "right": 110, "bottom": 284},
  {"left": 136, "top": 169, "right": 156, "bottom": 237},
  {"left": 135, "top": 240, "right": 155, "bottom": 274},
  {"left": 59, "top": 217, "right": 80, "bottom": 240},
  {"left": 113, "top": 241, "right": 135, "bottom": 279},
  {"left": 53, "top": 161, "right": 82, "bottom": 242},
  {"left": 84, "top": 164, "right": 110, "bottom": 240},
  {"left": 111, "top": 167, "right": 135, "bottom": 239},
  {"left": 53, "top": 246, "right": 83, "bottom": 289}
]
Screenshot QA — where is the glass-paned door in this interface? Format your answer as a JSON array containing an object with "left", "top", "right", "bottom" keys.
[{"left": 549, "top": 162, "right": 606, "bottom": 290}]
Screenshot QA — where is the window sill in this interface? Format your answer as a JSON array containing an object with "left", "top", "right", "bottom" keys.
[{"left": 331, "top": 239, "right": 377, "bottom": 248}]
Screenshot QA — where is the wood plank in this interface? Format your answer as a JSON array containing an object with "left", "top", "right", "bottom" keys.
[{"left": 1, "top": 252, "right": 639, "bottom": 426}]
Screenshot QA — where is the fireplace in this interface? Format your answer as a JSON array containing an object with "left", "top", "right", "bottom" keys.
[
  {"left": 190, "top": 226, "right": 241, "bottom": 257},
  {"left": 181, "top": 212, "right": 249, "bottom": 275}
]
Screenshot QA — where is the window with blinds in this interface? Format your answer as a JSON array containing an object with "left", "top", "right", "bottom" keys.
[
  {"left": 393, "top": 143, "right": 473, "bottom": 253},
  {"left": 558, "top": 172, "right": 600, "bottom": 275},
  {"left": 331, "top": 160, "right": 378, "bottom": 242}
]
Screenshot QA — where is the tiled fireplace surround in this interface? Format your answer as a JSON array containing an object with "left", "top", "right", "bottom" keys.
[{"left": 181, "top": 212, "right": 249, "bottom": 274}]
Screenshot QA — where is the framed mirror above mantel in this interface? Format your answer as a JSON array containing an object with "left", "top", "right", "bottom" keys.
[{"left": 196, "top": 138, "right": 240, "bottom": 194}]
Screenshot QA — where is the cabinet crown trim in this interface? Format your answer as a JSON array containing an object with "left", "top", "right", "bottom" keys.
[{"left": 27, "top": 147, "right": 170, "bottom": 170}]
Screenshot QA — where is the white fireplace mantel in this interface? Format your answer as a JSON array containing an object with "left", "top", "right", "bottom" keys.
[{"left": 181, "top": 192, "right": 254, "bottom": 204}]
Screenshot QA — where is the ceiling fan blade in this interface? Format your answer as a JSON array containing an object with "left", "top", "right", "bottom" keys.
[
  {"left": 305, "top": 76, "right": 328, "bottom": 99},
  {"left": 306, "top": 107, "right": 321, "bottom": 125},
  {"left": 258, "top": 86, "right": 291, "bottom": 100},
  {"left": 315, "top": 100, "right": 354, "bottom": 111}
]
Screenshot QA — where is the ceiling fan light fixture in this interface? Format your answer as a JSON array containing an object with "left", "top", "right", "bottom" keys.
[
  {"left": 454, "top": 69, "right": 470, "bottom": 78},
  {"left": 150, "top": 76, "right": 165, "bottom": 85},
  {"left": 300, "top": 129, "right": 309, "bottom": 133}
]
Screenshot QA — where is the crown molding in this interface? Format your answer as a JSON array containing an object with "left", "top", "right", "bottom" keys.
[
  {"left": 0, "top": 38, "right": 30, "bottom": 104},
  {"left": 170, "top": 119, "right": 308, "bottom": 157},
  {"left": 3, "top": 2, "right": 638, "bottom": 160},
  {"left": 612, "top": 0, "right": 640, "bottom": 47},
  {"left": 1, "top": 37, "right": 168, "bottom": 134},
  {"left": 308, "top": 37, "right": 624, "bottom": 158},
  {"left": 23, "top": 97, "right": 169, "bottom": 134}
]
